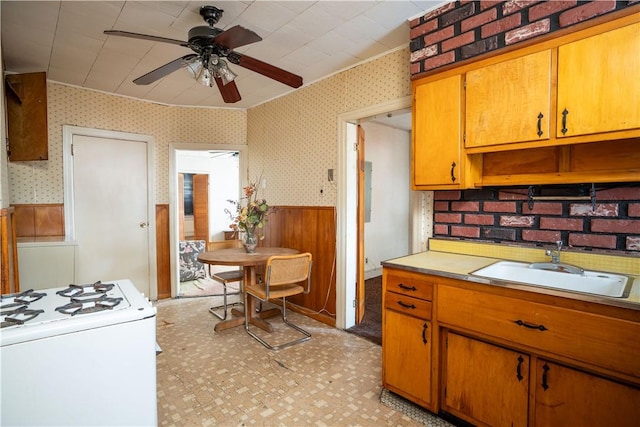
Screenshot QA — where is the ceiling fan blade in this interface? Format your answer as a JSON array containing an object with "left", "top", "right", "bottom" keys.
[
  {"left": 213, "top": 25, "right": 262, "bottom": 50},
  {"left": 133, "top": 54, "right": 197, "bottom": 85},
  {"left": 104, "top": 30, "right": 187, "bottom": 47},
  {"left": 214, "top": 78, "right": 241, "bottom": 103},
  {"left": 228, "top": 53, "right": 303, "bottom": 88}
]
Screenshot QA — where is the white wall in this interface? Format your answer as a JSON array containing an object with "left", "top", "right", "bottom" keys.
[
  {"left": 176, "top": 151, "right": 239, "bottom": 241},
  {"left": 361, "top": 122, "right": 411, "bottom": 278}
]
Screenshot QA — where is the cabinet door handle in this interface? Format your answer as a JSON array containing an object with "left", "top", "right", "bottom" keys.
[
  {"left": 422, "top": 322, "right": 428, "bottom": 345},
  {"left": 516, "top": 355, "right": 524, "bottom": 382},
  {"left": 397, "top": 300, "right": 416, "bottom": 309},
  {"left": 450, "top": 162, "right": 457, "bottom": 183},
  {"left": 537, "top": 112, "right": 544, "bottom": 137},
  {"left": 541, "top": 363, "right": 550, "bottom": 390},
  {"left": 561, "top": 108, "right": 569, "bottom": 134},
  {"left": 514, "top": 319, "right": 548, "bottom": 331},
  {"left": 398, "top": 283, "right": 417, "bottom": 291}
]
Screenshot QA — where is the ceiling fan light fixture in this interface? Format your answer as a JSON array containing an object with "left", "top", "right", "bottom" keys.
[
  {"left": 185, "top": 55, "right": 214, "bottom": 87},
  {"left": 217, "top": 59, "right": 237, "bottom": 85}
]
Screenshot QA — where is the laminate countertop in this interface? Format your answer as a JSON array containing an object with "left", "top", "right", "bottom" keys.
[{"left": 382, "top": 250, "right": 640, "bottom": 311}]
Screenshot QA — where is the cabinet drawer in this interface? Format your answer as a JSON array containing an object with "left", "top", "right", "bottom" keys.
[
  {"left": 385, "top": 291, "right": 432, "bottom": 320},
  {"left": 438, "top": 285, "right": 640, "bottom": 379},
  {"left": 385, "top": 270, "right": 434, "bottom": 301}
]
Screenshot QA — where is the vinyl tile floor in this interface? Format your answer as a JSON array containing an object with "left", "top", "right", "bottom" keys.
[{"left": 154, "top": 297, "right": 453, "bottom": 427}]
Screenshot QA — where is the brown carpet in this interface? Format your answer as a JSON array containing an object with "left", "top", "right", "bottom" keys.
[{"left": 346, "top": 276, "right": 382, "bottom": 345}]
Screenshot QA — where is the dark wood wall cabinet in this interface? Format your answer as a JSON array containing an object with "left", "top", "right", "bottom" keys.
[{"left": 5, "top": 72, "right": 49, "bottom": 161}]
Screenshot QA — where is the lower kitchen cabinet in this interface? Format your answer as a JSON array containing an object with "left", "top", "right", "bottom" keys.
[
  {"left": 534, "top": 360, "right": 640, "bottom": 427},
  {"left": 382, "top": 268, "right": 434, "bottom": 410},
  {"left": 381, "top": 267, "right": 640, "bottom": 426},
  {"left": 443, "top": 331, "right": 529, "bottom": 427},
  {"left": 383, "top": 310, "right": 432, "bottom": 407}
]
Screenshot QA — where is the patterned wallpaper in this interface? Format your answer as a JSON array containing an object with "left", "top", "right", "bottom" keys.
[
  {"left": 9, "top": 47, "right": 411, "bottom": 208},
  {"left": 9, "top": 83, "right": 246, "bottom": 204},
  {"left": 247, "top": 47, "right": 411, "bottom": 206}
]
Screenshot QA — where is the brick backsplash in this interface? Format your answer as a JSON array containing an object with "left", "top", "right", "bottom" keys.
[
  {"left": 410, "top": 0, "right": 637, "bottom": 76},
  {"left": 433, "top": 184, "right": 640, "bottom": 252}
]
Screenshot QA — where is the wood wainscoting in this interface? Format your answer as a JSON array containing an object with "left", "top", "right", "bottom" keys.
[
  {"left": 12, "top": 204, "right": 65, "bottom": 237},
  {"left": 155, "top": 204, "right": 171, "bottom": 299},
  {"left": 260, "top": 206, "right": 337, "bottom": 326}
]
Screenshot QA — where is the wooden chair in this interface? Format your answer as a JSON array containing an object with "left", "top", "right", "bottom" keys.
[
  {"left": 244, "top": 253, "right": 313, "bottom": 350},
  {"left": 207, "top": 239, "right": 243, "bottom": 320}
]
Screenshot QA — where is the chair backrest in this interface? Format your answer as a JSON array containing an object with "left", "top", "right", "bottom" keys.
[
  {"left": 207, "top": 239, "right": 243, "bottom": 251},
  {"left": 264, "top": 253, "right": 313, "bottom": 289}
]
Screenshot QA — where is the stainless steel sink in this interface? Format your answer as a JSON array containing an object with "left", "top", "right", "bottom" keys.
[{"left": 471, "top": 261, "right": 632, "bottom": 298}]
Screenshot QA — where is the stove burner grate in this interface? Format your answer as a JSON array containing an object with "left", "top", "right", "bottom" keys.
[
  {"left": 0, "top": 306, "right": 45, "bottom": 328},
  {"left": 55, "top": 296, "right": 124, "bottom": 316},
  {"left": 56, "top": 281, "right": 115, "bottom": 298},
  {"left": 0, "top": 289, "right": 47, "bottom": 310}
]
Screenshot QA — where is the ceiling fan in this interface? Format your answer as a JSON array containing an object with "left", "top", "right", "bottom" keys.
[{"left": 104, "top": 5, "right": 303, "bottom": 103}]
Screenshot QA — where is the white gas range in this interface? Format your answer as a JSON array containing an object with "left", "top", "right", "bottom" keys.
[{"left": 1, "top": 279, "right": 158, "bottom": 426}]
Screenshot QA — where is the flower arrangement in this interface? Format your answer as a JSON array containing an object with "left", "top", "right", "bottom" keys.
[{"left": 225, "top": 180, "right": 269, "bottom": 251}]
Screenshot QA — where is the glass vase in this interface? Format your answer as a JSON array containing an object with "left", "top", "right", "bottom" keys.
[{"left": 243, "top": 231, "right": 258, "bottom": 253}]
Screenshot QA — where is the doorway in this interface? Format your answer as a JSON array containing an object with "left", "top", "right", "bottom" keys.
[
  {"left": 336, "top": 98, "right": 430, "bottom": 330},
  {"left": 169, "top": 143, "right": 247, "bottom": 298}
]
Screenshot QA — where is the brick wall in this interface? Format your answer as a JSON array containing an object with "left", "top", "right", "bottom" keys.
[
  {"left": 410, "top": 0, "right": 638, "bottom": 76},
  {"left": 433, "top": 184, "right": 640, "bottom": 252}
]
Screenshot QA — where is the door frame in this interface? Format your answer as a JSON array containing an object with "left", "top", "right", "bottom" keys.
[
  {"left": 168, "top": 143, "right": 248, "bottom": 298},
  {"left": 336, "top": 97, "right": 411, "bottom": 329},
  {"left": 62, "top": 125, "right": 157, "bottom": 299}
]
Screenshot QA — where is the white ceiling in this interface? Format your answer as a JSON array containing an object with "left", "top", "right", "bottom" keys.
[{"left": 1, "top": 1, "right": 447, "bottom": 111}]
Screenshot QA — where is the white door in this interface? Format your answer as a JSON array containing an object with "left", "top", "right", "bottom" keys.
[{"left": 72, "top": 134, "right": 152, "bottom": 297}]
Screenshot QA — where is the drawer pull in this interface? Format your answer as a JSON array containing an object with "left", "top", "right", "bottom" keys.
[
  {"left": 514, "top": 319, "right": 548, "bottom": 331},
  {"left": 542, "top": 363, "right": 550, "bottom": 390},
  {"left": 398, "top": 283, "right": 417, "bottom": 291},
  {"left": 397, "top": 300, "right": 416, "bottom": 309},
  {"left": 516, "top": 356, "right": 524, "bottom": 382},
  {"left": 422, "top": 323, "right": 428, "bottom": 345}
]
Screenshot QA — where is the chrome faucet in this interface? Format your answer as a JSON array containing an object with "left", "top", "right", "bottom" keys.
[
  {"left": 529, "top": 240, "right": 584, "bottom": 275},
  {"left": 546, "top": 240, "right": 564, "bottom": 264}
]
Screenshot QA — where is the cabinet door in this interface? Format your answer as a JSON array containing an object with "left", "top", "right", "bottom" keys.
[
  {"left": 557, "top": 22, "right": 640, "bottom": 138},
  {"left": 383, "top": 309, "right": 432, "bottom": 406},
  {"left": 443, "top": 332, "right": 529, "bottom": 427},
  {"left": 413, "top": 75, "right": 462, "bottom": 188},
  {"left": 5, "top": 72, "right": 49, "bottom": 161},
  {"left": 534, "top": 360, "right": 640, "bottom": 427},
  {"left": 466, "top": 50, "right": 551, "bottom": 149}
]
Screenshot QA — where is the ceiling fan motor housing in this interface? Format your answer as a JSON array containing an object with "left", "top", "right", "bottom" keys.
[{"left": 188, "top": 26, "right": 223, "bottom": 46}]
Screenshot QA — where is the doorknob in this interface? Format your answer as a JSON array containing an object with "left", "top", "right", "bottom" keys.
[{"left": 139, "top": 222, "right": 149, "bottom": 228}]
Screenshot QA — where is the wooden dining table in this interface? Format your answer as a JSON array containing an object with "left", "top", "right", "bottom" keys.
[{"left": 197, "top": 246, "right": 299, "bottom": 332}]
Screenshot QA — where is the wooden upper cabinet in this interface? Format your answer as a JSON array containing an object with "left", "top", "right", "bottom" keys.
[
  {"left": 557, "top": 21, "right": 640, "bottom": 139},
  {"left": 465, "top": 50, "right": 552, "bottom": 149},
  {"left": 413, "top": 74, "right": 465, "bottom": 189},
  {"left": 5, "top": 72, "right": 48, "bottom": 161}
]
